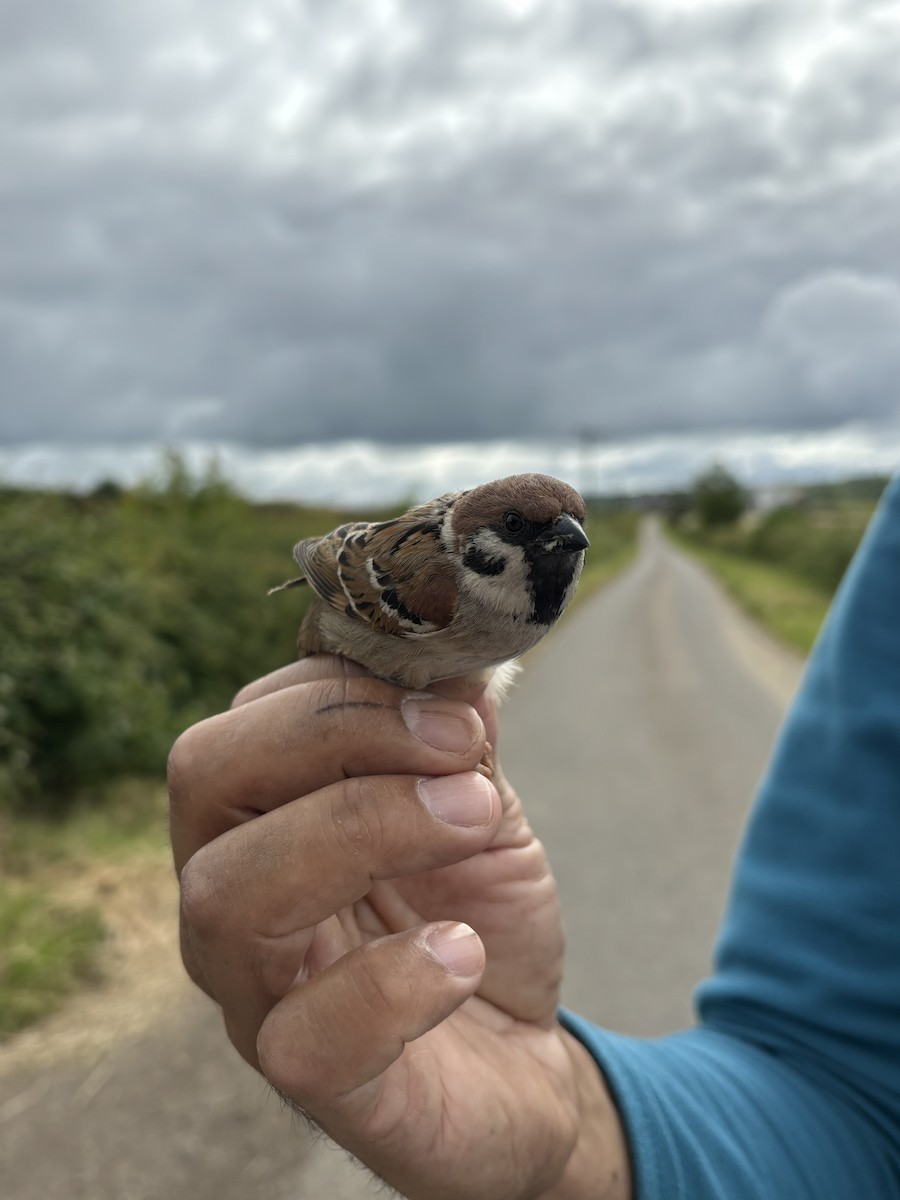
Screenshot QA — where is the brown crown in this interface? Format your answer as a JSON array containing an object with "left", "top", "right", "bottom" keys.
[{"left": 451, "top": 473, "right": 586, "bottom": 539}]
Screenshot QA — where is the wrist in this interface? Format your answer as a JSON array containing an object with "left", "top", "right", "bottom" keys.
[{"left": 541, "top": 1026, "right": 633, "bottom": 1200}]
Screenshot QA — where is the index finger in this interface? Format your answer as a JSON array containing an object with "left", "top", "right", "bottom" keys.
[
  {"left": 167, "top": 673, "right": 488, "bottom": 872},
  {"left": 230, "top": 655, "right": 370, "bottom": 707},
  {"left": 233, "top": 654, "right": 502, "bottom": 745}
]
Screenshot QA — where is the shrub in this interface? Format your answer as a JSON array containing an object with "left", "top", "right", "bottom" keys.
[{"left": 0, "top": 462, "right": 337, "bottom": 814}]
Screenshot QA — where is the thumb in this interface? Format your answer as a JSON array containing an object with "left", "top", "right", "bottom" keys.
[{"left": 257, "top": 922, "right": 484, "bottom": 1133}]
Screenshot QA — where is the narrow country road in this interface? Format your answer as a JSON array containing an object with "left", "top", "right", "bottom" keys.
[
  {"left": 0, "top": 521, "right": 805, "bottom": 1199},
  {"left": 502, "top": 518, "right": 803, "bottom": 1034}
]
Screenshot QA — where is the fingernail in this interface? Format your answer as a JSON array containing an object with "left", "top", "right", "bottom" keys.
[
  {"left": 417, "top": 773, "right": 494, "bottom": 827},
  {"left": 425, "top": 923, "right": 484, "bottom": 976},
  {"left": 401, "top": 698, "right": 479, "bottom": 754}
]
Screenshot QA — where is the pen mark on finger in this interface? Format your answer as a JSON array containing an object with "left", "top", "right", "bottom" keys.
[{"left": 315, "top": 700, "right": 395, "bottom": 716}]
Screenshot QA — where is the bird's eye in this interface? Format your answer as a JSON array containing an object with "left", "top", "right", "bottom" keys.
[{"left": 504, "top": 511, "right": 525, "bottom": 534}]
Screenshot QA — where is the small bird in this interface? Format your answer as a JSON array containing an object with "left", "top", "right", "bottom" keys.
[{"left": 270, "top": 473, "right": 589, "bottom": 695}]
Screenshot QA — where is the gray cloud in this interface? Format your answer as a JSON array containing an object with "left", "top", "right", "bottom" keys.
[{"left": 1, "top": 0, "right": 899, "bottom": 447}]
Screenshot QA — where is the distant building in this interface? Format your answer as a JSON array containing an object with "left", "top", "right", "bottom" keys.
[{"left": 751, "top": 485, "right": 805, "bottom": 513}]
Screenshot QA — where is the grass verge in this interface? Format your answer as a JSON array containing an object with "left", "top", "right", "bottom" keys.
[
  {"left": 1, "top": 780, "right": 169, "bottom": 876},
  {"left": 676, "top": 538, "right": 831, "bottom": 656},
  {"left": 0, "top": 781, "right": 168, "bottom": 1040},
  {"left": 0, "top": 882, "right": 106, "bottom": 1038}
]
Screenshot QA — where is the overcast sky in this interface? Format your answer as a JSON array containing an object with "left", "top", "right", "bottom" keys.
[{"left": 1, "top": 0, "right": 900, "bottom": 457}]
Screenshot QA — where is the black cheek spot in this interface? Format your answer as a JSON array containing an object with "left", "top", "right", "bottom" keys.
[{"left": 463, "top": 546, "right": 506, "bottom": 576}]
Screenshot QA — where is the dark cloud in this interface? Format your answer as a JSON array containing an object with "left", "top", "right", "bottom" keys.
[{"left": 1, "top": 0, "right": 899, "bottom": 446}]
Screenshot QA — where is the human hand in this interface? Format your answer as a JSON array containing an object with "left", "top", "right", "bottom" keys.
[{"left": 169, "top": 656, "right": 630, "bottom": 1199}]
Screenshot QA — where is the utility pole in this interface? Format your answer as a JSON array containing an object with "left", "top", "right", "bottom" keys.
[{"left": 577, "top": 427, "right": 603, "bottom": 503}]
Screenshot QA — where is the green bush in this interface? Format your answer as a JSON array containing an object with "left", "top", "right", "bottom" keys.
[
  {"left": 1, "top": 494, "right": 167, "bottom": 806},
  {"left": 679, "top": 484, "right": 884, "bottom": 600},
  {"left": 0, "top": 459, "right": 345, "bottom": 814},
  {"left": 743, "top": 506, "right": 866, "bottom": 594}
]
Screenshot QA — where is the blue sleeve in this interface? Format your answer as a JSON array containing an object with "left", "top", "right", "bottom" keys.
[{"left": 562, "top": 474, "right": 900, "bottom": 1198}]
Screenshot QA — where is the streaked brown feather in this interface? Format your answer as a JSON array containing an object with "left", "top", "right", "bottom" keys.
[{"left": 291, "top": 497, "right": 459, "bottom": 639}]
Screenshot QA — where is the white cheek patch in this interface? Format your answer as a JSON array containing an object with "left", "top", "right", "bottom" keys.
[
  {"left": 462, "top": 529, "right": 532, "bottom": 617},
  {"left": 470, "top": 529, "right": 510, "bottom": 568}
]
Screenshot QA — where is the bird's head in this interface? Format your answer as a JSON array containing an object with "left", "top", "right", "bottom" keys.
[{"left": 446, "top": 473, "right": 589, "bottom": 625}]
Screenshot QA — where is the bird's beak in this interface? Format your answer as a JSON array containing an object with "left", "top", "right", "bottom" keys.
[{"left": 536, "top": 514, "right": 590, "bottom": 555}]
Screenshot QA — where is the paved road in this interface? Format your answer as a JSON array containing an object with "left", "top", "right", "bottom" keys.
[
  {"left": 503, "top": 519, "right": 803, "bottom": 1033},
  {"left": 0, "top": 522, "right": 804, "bottom": 1199}
]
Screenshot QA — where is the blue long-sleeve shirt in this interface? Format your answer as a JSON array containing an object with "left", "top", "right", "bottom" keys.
[{"left": 562, "top": 474, "right": 900, "bottom": 1197}]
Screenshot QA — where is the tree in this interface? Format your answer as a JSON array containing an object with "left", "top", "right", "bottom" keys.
[{"left": 691, "top": 464, "right": 748, "bottom": 527}]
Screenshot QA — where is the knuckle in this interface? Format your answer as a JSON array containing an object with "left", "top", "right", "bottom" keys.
[
  {"left": 166, "top": 725, "right": 200, "bottom": 802},
  {"left": 179, "top": 845, "right": 224, "bottom": 940},
  {"left": 330, "top": 776, "right": 386, "bottom": 860},
  {"left": 257, "top": 1012, "right": 319, "bottom": 1102},
  {"left": 179, "top": 920, "right": 213, "bottom": 994},
  {"left": 230, "top": 681, "right": 256, "bottom": 709},
  {"left": 348, "top": 943, "right": 397, "bottom": 1021},
  {"left": 256, "top": 1028, "right": 287, "bottom": 1095}
]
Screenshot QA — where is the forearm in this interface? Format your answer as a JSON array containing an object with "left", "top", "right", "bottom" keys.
[{"left": 560, "top": 1017, "right": 898, "bottom": 1199}]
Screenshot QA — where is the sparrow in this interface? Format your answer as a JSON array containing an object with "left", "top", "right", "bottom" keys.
[{"left": 270, "top": 473, "right": 589, "bottom": 695}]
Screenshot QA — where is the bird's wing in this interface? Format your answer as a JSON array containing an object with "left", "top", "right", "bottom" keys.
[{"left": 291, "top": 502, "right": 459, "bottom": 637}]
